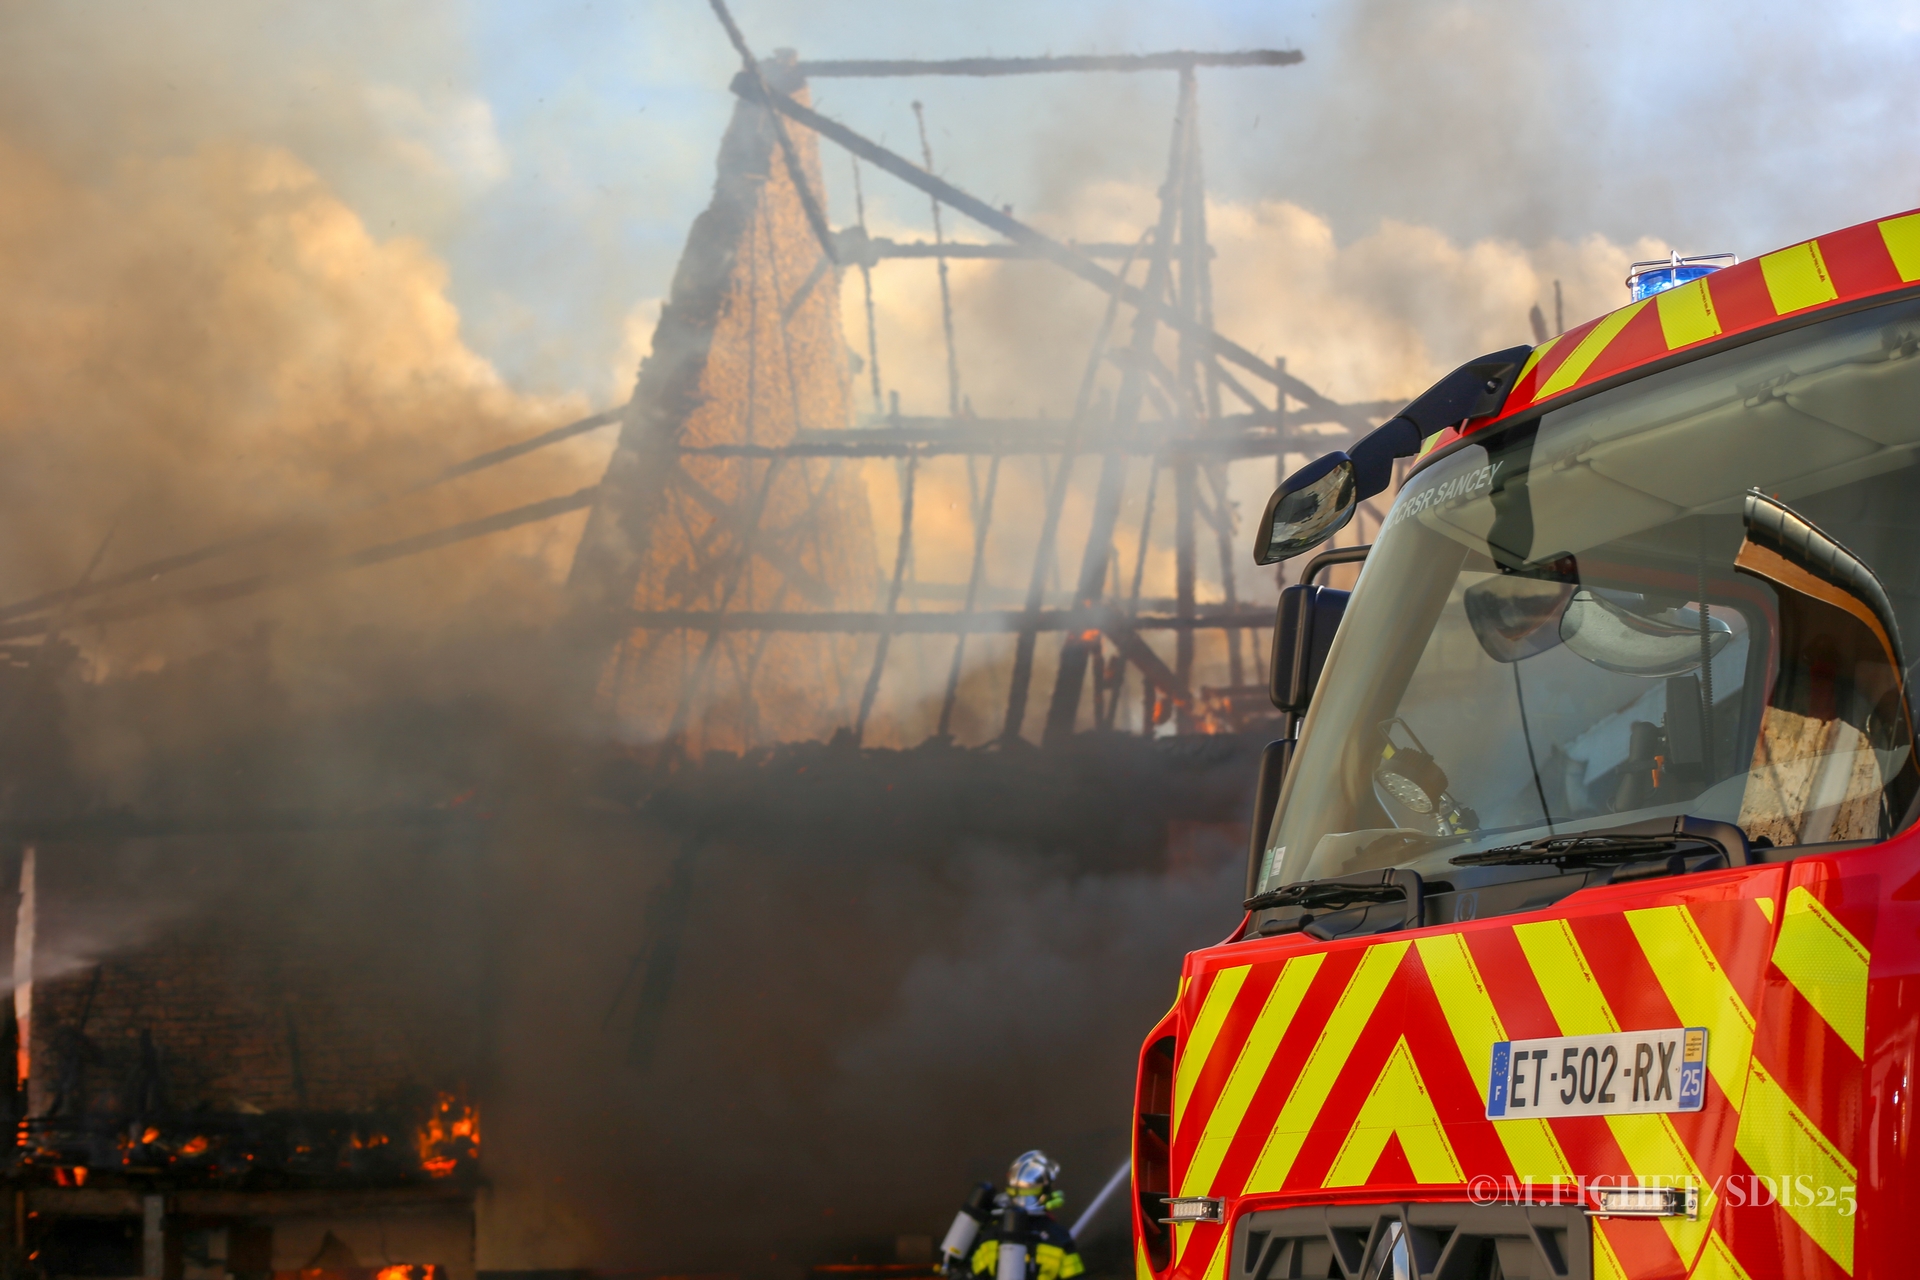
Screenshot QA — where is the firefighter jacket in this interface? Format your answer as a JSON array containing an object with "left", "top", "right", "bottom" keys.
[{"left": 969, "top": 1215, "right": 1084, "bottom": 1280}]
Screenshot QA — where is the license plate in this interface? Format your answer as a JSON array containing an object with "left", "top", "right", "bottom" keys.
[{"left": 1486, "top": 1027, "right": 1707, "bottom": 1119}]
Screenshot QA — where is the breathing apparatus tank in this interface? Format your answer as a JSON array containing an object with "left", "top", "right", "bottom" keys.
[{"left": 939, "top": 1182, "right": 996, "bottom": 1272}]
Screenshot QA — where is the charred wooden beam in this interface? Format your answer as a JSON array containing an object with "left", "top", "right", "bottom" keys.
[
  {"left": 709, "top": 2, "right": 838, "bottom": 263},
  {"left": 0, "top": 409, "right": 620, "bottom": 625},
  {"left": 792, "top": 50, "right": 1303, "bottom": 77},
  {"left": 29, "top": 1184, "right": 476, "bottom": 1217},
  {"left": 678, "top": 425, "right": 1345, "bottom": 461},
  {"left": 837, "top": 230, "right": 1165, "bottom": 263},
  {"left": 0, "top": 488, "right": 600, "bottom": 641},
  {"left": 731, "top": 76, "right": 1375, "bottom": 433},
  {"left": 621, "top": 606, "right": 1271, "bottom": 634},
  {"left": 1043, "top": 68, "right": 1193, "bottom": 747},
  {"left": 665, "top": 465, "right": 835, "bottom": 605},
  {"left": 1099, "top": 625, "right": 1192, "bottom": 706},
  {"left": 1173, "top": 461, "right": 1199, "bottom": 731}
]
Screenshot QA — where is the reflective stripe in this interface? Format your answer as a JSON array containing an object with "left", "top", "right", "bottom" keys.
[
  {"left": 1512, "top": 920, "right": 1620, "bottom": 1031},
  {"left": 1601, "top": 1112, "right": 1712, "bottom": 1266},
  {"left": 1513, "top": 919, "right": 1710, "bottom": 1267},
  {"left": 1592, "top": 1220, "right": 1630, "bottom": 1280},
  {"left": 1196, "top": 1231, "right": 1227, "bottom": 1280},
  {"left": 1322, "top": 1036, "right": 1463, "bottom": 1186},
  {"left": 1759, "top": 241, "right": 1839, "bottom": 314},
  {"left": 1179, "top": 954, "right": 1324, "bottom": 1196},
  {"left": 1134, "top": 1237, "right": 1152, "bottom": 1280},
  {"left": 1771, "top": 885, "right": 1869, "bottom": 1057},
  {"left": 1755, "top": 897, "right": 1776, "bottom": 924},
  {"left": 1655, "top": 278, "right": 1722, "bottom": 348},
  {"left": 1414, "top": 934, "right": 1571, "bottom": 1180},
  {"left": 1534, "top": 302, "right": 1647, "bottom": 402},
  {"left": 1514, "top": 335, "right": 1561, "bottom": 385},
  {"left": 1625, "top": 905, "right": 1757, "bottom": 1106},
  {"left": 1734, "top": 1057, "right": 1857, "bottom": 1273},
  {"left": 1172, "top": 1222, "right": 1192, "bottom": 1269},
  {"left": 1882, "top": 212, "right": 1920, "bottom": 282},
  {"left": 975, "top": 1240, "right": 1084, "bottom": 1280},
  {"left": 1693, "top": 1231, "right": 1755, "bottom": 1280},
  {"left": 1174, "top": 966, "right": 1251, "bottom": 1139},
  {"left": 1243, "top": 942, "right": 1409, "bottom": 1192}
]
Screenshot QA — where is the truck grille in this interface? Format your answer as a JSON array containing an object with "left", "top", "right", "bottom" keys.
[{"left": 1233, "top": 1203, "right": 1589, "bottom": 1280}]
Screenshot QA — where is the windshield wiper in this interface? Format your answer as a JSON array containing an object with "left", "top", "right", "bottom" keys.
[
  {"left": 1243, "top": 868, "right": 1424, "bottom": 941},
  {"left": 1450, "top": 815, "right": 1748, "bottom": 868}
]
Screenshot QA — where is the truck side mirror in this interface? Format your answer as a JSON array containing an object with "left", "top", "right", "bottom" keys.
[
  {"left": 1254, "top": 452, "right": 1357, "bottom": 565},
  {"left": 1253, "top": 345, "right": 1530, "bottom": 565},
  {"left": 1270, "top": 583, "right": 1349, "bottom": 713},
  {"left": 1252, "top": 545, "right": 1366, "bottom": 905}
]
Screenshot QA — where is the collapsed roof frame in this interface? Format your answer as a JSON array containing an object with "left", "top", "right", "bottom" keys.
[
  {"left": 587, "top": 4, "right": 1392, "bottom": 745},
  {"left": 0, "top": 22, "right": 1395, "bottom": 750}
]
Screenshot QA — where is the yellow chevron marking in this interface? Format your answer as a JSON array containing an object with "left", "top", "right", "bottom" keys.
[
  {"left": 1693, "top": 1231, "right": 1755, "bottom": 1280},
  {"left": 1534, "top": 302, "right": 1647, "bottom": 402},
  {"left": 1759, "top": 241, "right": 1838, "bottom": 314},
  {"left": 1735, "top": 1058, "right": 1856, "bottom": 1274},
  {"left": 1179, "top": 953, "right": 1325, "bottom": 1196},
  {"left": 1756, "top": 897, "right": 1776, "bottom": 924},
  {"left": 1199, "top": 1229, "right": 1229, "bottom": 1280},
  {"left": 1882, "top": 212, "right": 1920, "bottom": 282},
  {"left": 1134, "top": 1237, "right": 1152, "bottom": 1280},
  {"left": 1655, "top": 278, "right": 1722, "bottom": 348},
  {"left": 1592, "top": 1221, "right": 1630, "bottom": 1280},
  {"left": 1242, "top": 941, "right": 1410, "bottom": 1192},
  {"left": 1625, "top": 906, "right": 1757, "bottom": 1107},
  {"left": 1322, "top": 1036, "right": 1464, "bottom": 1186},
  {"left": 1512, "top": 919, "right": 1712, "bottom": 1267},
  {"left": 1414, "top": 934, "right": 1571, "bottom": 1180},
  {"left": 1603, "top": 1112, "right": 1712, "bottom": 1267},
  {"left": 1513, "top": 919, "right": 1620, "bottom": 1030},
  {"left": 1173, "top": 965, "right": 1251, "bottom": 1139},
  {"left": 1772, "top": 886, "right": 1869, "bottom": 1057},
  {"left": 1515, "top": 335, "right": 1561, "bottom": 385}
]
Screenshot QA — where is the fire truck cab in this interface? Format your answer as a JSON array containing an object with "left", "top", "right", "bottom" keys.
[{"left": 1131, "top": 209, "right": 1920, "bottom": 1280}]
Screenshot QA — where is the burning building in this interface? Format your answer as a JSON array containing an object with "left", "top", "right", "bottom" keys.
[
  {"left": 0, "top": 17, "right": 1414, "bottom": 1280},
  {"left": 4, "top": 833, "right": 484, "bottom": 1280}
]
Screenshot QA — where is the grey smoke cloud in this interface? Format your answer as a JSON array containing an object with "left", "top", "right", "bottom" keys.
[{"left": 6, "top": 1, "right": 1910, "bottom": 400}]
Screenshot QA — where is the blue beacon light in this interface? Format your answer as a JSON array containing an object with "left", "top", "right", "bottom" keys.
[{"left": 1626, "top": 251, "right": 1738, "bottom": 302}]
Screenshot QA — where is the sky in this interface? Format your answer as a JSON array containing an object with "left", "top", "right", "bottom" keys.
[{"left": 6, "top": 0, "right": 1914, "bottom": 409}]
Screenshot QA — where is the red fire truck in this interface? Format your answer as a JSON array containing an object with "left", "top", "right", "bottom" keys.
[{"left": 1130, "top": 208, "right": 1920, "bottom": 1280}]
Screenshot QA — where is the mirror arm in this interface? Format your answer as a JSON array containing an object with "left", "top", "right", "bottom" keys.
[
  {"left": 1349, "top": 344, "right": 1533, "bottom": 499},
  {"left": 1299, "top": 543, "right": 1371, "bottom": 587},
  {"left": 1255, "top": 345, "right": 1530, "bottom": 565}
]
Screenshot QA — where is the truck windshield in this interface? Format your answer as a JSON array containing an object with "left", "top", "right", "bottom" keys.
[{"left": 1259, "top": 294, "right": 1920, "bottom": 895}]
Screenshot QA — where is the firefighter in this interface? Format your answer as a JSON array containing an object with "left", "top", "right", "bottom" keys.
[{"left": 955, "top": 1151, "right": 1084, "bottom": 1280}]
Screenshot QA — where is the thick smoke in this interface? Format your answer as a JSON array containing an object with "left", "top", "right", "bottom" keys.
[{"left": 0, "top": 3, "right": 1912, "bottom": 1279}]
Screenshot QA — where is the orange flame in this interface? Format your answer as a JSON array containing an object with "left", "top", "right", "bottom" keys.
[
  {"left": 180, "top": 1136, "right": 209, "bottom": 1156},
  {"left": 372, "top": 1268, "right": 442, "bottom": 1280},
  {"left": 416, "top": 1093, "right": 479, "bottom": 1178}
]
